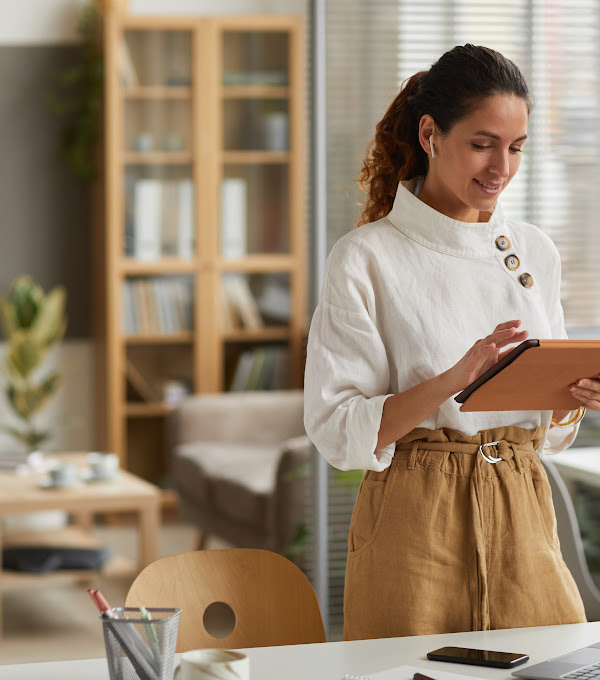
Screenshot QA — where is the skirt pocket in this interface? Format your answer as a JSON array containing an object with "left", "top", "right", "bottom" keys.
[
  {"left": 347, "top": 468, "right": 391, "bottom": 554},
  {"left": 529, "top": 463, "right": 561, "bottom": 553}
]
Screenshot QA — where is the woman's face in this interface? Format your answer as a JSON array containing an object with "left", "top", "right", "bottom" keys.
[{"left": 419, "top": 94, "right": 529, "bottom": 222}]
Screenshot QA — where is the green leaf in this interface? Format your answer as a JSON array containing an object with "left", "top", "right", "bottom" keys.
[
  {"left": 333, "top": 469, "right": 365, "bottom": 488},
  {"left": 9, "top": 276, "right": 43, "bottom": 329},
  {"left": 0, "top": 424, "right": 48, "bottom": 449},
  {"left": 5, "top": 373, "right": 60, "bottom": 420},
  {"left": 57, "top": 64, "right": 85, "bottom": 86},
  {"left": 6, "top": 384, "right": 29, "bottom": 421},
  {"left": 30, "top": 286, "right": 67, "bottom": 347},
  {"left": 25, "top": 429, "right": 50, "bottom": 449},
  {"left": 7, "top": 332, "right": 43, "bottom": 379},
  {"left": 282, "top": 523, "right": 310, "bottom": 562},
  {"left": 281, "top": 462, "right": 311, "bottom": 484},
  {"left": 0, "top": 298, "right": 18, "bottom": 337},
  {"left": 0, "top": 424, "right": 29, "bottom": 442}
]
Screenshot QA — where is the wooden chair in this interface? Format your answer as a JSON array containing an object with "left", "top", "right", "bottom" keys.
[{"left": 125, "top": 549, "right": 326, "bottom": 651}]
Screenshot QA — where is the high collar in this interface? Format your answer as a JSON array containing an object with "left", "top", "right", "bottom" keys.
[{"left": 385, "top": 177, "right": 507, "bottom": 258}]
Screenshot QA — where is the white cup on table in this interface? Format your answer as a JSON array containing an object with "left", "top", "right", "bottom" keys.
[
  {"left": 87, "top": 452, "right": 119, "bottom": 481},
  {"left": 174, "top": 649, "right": 249, "bottom": 680},
  {"left": 48, "top": 462, "right": 79, "bottom": 487}
]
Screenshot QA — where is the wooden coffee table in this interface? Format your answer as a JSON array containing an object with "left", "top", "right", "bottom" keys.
[{"left": 0, "top": 452, "right": 161, "bottom": 639}]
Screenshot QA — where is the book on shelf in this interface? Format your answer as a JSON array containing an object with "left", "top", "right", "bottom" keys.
[
  {"left": 152, "top": 278, "right": 170, "bottom": 333},
  {"left": 245, "top": 348, "right": 267, "bottom": 390},
  {"left": 221, "top": 178, "right": 247, "bottom": 259},
  {"left": 222, "top": 274, "right": 263, "bottom": 330},
  {"left": 160, "top": 181, "right": 180, "bottom": 256},
  {"left": 133, "top": 179, "right": 162, "bottom": 261},
  {"left": 229, "top": 346, "right": 290, "bottom": 391},
  {"left": 143, "top": 279, "right": 161, "bottom": 333},
  {"left": 132, "top": 179, "right": 194, "bottom": 261},
  {"left": 229, "top": 350, "right": 255, "bottom": 391},
  {"left": 132, "top": 279, "right": 150, "bottom": 334},
  {"left": 119, "top": 38, "right": 139, "bottom": 88},
  {"left": 159, "top": 280, "right": 178, "bottom": 333},
  {"left": 122, "top": 281, "right": 137, "bottom": 334},
  {"left": 177, "top": 179, "right": 194, "bottom": 259},
  {"left": 124, "top": 276, "right": 194, "bottom": 335},
  {"left": 172, "top": 276, "right": 192, "bottom": 331},
  {"left": 220, "top": 285, "right": 238, "bottom": 332},
  {"left": 125, "top": 359, "right": 162, "bottom": 403}
]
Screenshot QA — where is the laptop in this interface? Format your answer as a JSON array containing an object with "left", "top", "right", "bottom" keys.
[{"left": 512, "top": 641, "right": 600, "bottom": 680}]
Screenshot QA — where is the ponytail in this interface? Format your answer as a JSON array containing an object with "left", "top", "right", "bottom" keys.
[{"left": 356, "top": 72, "right": 428, "bottom": 227}]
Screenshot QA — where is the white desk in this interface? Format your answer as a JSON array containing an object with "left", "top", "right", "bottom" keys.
[{"left": 3, "top": 622, "right": 600, "bottom": 680}]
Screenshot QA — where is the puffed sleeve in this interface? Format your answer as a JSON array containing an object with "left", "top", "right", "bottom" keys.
[
  {"left": 303, "top": 239, "right": 395, "bottom": 471},
  {"left": 542, "top": 241, "right": 581, "bottom": 454}
]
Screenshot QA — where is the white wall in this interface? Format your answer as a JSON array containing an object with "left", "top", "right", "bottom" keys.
[{"left": 0, "top": 0, "right": 308, "bottom": 44}]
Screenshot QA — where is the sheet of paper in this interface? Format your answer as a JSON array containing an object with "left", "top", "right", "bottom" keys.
[{"left": 371, "top": 664, "right": 490, "bottom": 680}]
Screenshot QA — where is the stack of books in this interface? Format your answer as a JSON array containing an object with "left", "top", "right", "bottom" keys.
[
  {"left": 126, "top": 179, "right": 194, "bottom": 260},
  {"left": 229, "top": 346, "right": 290, "bottom": 391},
  {"left": 123, "top": 277, "right": 193, "bottom": 335}
]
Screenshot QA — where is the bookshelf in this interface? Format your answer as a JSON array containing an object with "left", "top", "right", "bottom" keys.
[{"left": 97, "top": 12, "right": 307, "bottom": 484}]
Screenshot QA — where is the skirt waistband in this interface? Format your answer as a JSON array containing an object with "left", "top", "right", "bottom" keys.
[
  {"left": 395, "top": 425, "right": 547, "bottom": 455},
  {"left": 395, "top": 439, "right": 538, "bottom": 455}
]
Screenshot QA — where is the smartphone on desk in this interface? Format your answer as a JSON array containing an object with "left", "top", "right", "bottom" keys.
[{"left": 427, "top": 646, "right": 529, "bottom": 669}]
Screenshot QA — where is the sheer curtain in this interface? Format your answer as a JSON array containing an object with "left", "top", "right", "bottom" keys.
[{"left": 320, "top": 0, "right": 600, "bottom": 639}]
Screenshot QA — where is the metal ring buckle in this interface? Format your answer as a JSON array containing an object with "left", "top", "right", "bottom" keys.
[{"left": 479, "top": 441, "right": 502, "bottom": 463}]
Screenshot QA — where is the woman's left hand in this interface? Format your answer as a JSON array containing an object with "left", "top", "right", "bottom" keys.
[{"left": 570, "top": 374, "right": 600, "bottom": 411}]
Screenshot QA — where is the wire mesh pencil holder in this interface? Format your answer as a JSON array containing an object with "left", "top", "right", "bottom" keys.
[{"left": 102, "top": 607, "right": 182, "bottom": 680}]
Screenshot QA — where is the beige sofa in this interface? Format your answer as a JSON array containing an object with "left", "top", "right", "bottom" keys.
[{"left": 171, "top": 390, "right": 310, "bottom": 554}]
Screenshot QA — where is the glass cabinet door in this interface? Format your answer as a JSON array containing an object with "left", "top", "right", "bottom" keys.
[
  {"left": 121, "top": 30, "right": 195, "bottom": 260},
  {"left": 220, "top": 31, "right": 291, "bottom": 257}
]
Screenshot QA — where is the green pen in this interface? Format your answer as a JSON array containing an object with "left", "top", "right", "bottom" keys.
[{"left": 139, "top": 606, "right": 160, "bottom": 669}]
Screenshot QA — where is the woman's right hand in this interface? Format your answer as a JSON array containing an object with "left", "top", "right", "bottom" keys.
[{"left": 445, "top": 320, "right": 529, "bottom": 395}]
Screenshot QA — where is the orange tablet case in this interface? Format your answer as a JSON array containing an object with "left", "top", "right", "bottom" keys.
[{"left": 455, "top": 339, "right": 600, "bottom": 411}]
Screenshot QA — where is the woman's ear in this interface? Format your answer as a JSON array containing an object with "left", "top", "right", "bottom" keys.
[{"left": 418, "top": 114, "right": 436, "bottom": 158}]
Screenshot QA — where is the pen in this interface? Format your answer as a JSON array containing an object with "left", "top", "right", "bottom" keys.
[{"left": 140, "top": 605, "right": 161, "bottom": 665}]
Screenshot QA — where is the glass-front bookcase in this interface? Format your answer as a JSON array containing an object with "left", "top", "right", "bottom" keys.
[{"left": 98, "top": 13, "right": 306, "bottom": 484}]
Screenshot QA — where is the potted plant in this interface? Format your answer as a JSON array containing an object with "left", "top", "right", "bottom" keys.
[
  {"left": 0, "top": 275, "right": 67, "bottom": 453},
  {"left": 0, "top": 276, "right": 68, "bottom": 532}
]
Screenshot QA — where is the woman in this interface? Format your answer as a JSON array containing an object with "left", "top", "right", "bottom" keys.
[{"left": 304, "top": 44, "right": 600, "bottom": 640}]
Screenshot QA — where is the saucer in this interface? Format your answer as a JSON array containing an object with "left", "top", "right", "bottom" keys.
[{"left": 80, "top": 468, "right": 117, "bottom": 483}]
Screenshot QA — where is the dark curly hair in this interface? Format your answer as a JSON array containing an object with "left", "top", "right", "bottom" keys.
[{"left": 356, "top": 44, "right": 533, "bottom": 227}]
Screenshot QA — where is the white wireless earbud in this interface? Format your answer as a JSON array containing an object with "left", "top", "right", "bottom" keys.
[{"left": 430, "top": 135, "right": 435, "bottom": 158}]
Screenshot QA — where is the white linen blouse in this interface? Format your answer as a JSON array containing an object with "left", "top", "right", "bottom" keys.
[{"left": 304, "top": 177, "right": 579, "bottom": 472}]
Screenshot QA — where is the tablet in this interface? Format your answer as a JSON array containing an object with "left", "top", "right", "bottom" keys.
[{"left": 454, "top": 339, "right": 600, "bottom": 411}]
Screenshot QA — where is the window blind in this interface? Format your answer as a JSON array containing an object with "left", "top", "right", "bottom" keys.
[{"left": 320, "top": 0, "right": 600, "bottom": 640}]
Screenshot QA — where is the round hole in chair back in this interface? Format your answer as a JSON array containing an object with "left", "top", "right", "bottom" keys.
[{"left": 203, "top": 601, "right": 236, "bottom": 639}]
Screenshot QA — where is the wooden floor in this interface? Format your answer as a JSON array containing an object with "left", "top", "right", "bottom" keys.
[{"left": 0, "top": 521, "right": 229, "bottom": 665}]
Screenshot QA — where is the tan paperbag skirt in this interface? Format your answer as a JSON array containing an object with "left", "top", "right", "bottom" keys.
[{"left": 343, "top": 426, "right": 586, "bottom": 640}]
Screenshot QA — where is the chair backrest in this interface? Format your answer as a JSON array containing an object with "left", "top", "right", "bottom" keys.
[
  {"left": 175, "top": 390, "right": 305, "bottom": 447},
  {"left": 542, "top": 458, "right": 600, "bottom": 621},
  {"left": 125, "top": 549, "right": 326, "bottom": 651}
]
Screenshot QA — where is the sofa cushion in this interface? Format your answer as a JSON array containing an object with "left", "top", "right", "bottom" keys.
[{"left": 175, "top": 441, "right": 283, "bottom": 528}]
